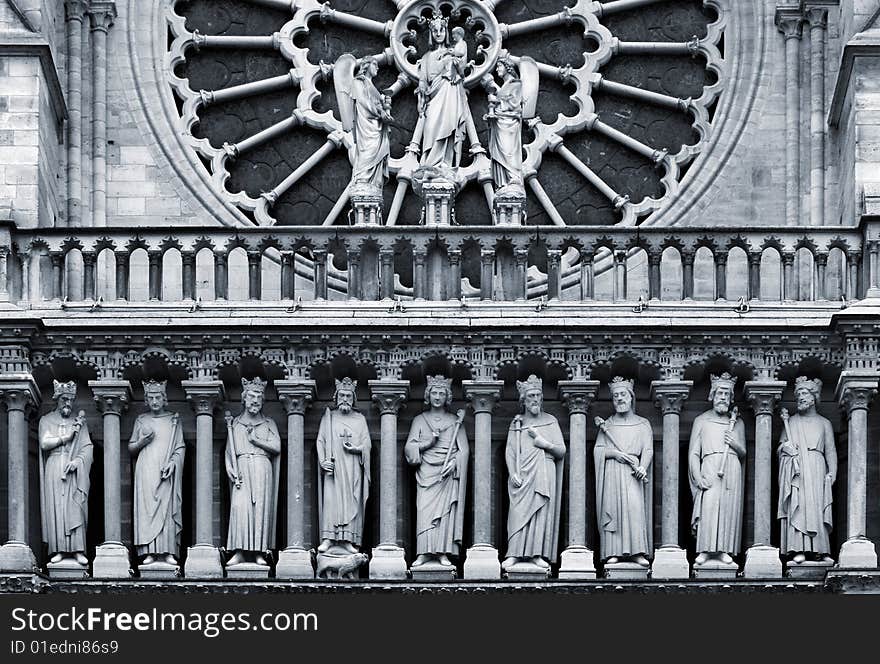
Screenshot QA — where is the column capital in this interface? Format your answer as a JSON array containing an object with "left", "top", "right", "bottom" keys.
[
  {"left": 462, "top": 380, "right": 504, "bottom": 414},
  {"left": 66, "top": 0, "right": 89, "bottom": 20},
  {"left": 650, "top": 379, "right": 693, "bottom": 416},
  {"left": 88, "top": 1, "right": 117, "bottom": 32},
  {"left": 275, "top": 380, "right": 316, "bottom": 416},
  {"left": 836, "top": 371, "right": 879, "bottom": 413},
  {"left": 775, "top": 8, "right": 804, "bottom": 39},
  {"left": 744, "top": 380, "right": 787, "bottom": 416},
  {"left": 804, "top": 6, "right": 828, "bottom": 28},
  {"left": 181, "top": 380, "right": 226, "bottom": 415},
  {"left": 0, "top": 377, "right": 41, "bottom": 413},
  {"left": 558, "top": 380, "right": 600, "bottom": 415},
  {"left": 369, "top": 379, "right": 409, "bottom": 415},
  {"left": 88, "top": 379, "right": 131, "bottom": 415}
]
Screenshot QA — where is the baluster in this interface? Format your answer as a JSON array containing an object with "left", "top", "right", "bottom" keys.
[
  {"left": 682, "top": 251, "right": 694, "bottom": 300},
  {"left": 380, "top": 250, "right": 395, "bottom": 300},
  {"left": 580, "top": 249, "right": 595, "bottom": 300},
  {"left": 247, "top": 250, "right": 262, "bottom": 300},
  {"left": 313, "top": 249, "right": 328, "bottom": 300},
  {"left": 715, "top": 252, "right": 727, "bottom": 300},
  {"left": 447, "top": 249, "right": 462, "bottom": 300},
  {"left": 82, "top": 251, "right": 97, "bottom": 301},
  {"left": 148, "top": 250, "right": 161, "bottom": 300},
  {"left": 480, "top": 249, "right": 495, "bottom": 300},
  {"left": 50, "top": 252, "right": 64, "bottom": 300},
  {"left": 748, "top": 252, "right": 762, "bottom": 300},
  {"left": 347, "top": 249, "right": 361, "bottom": 300},
  {"left": 281, "top": 251, "right": 295, "bottom": 300},
  {"left": 115, "top": 250, "right": 129, "bottom": 301}
]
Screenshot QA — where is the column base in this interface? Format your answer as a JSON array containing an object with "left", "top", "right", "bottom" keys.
[
  {"left": 838, "top": 537, "right": 878, "bottom": 568},
  {"left": 651, "top": 546, "right": 690, "bottom": 580},
  {"left": 275, "top": 547, "right": 315, "bottom": 580},
  {"left": 0, "top": 541, "right": 37, "bottom": 573},
  {"left": 183, "top": 545, "right": 224, "bottom": 579},
  {"left": 558, "top": 546, "right": 597, "bottom": 580},
  {"left": 368, "top": 545, "right": 407, "bottom": 580},
  {"left": 743, "top": 545, "right": 782, "bottom": 579},
  {"left": 92, "top": 543, "right": 132, "bottom": 579},
  {"left": 463, "top": 544, "right": 501, "bottom": 580}
]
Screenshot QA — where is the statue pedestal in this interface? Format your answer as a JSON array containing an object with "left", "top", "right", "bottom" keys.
[
  {"left": 493, "top": 187, "right": 526, "bottom": 226},
  {"left": 0, "top": 541, "right": 37, "bottom": 573},
  {"left": 351, "top": 183, "right": 383, "bottom": 226},
  {"left": 604, "top": 561, "right": 649, "bottom": 580},
  {"left": 413, "top": 170, "right": 457, "bottom": 226},
  {"left": 742, "top": 545, "right": 782, "bottom": 579},
  {"left": 503, "top": 560, "right": 550, "bottom": 581},
  {"left": 650, "top": 546, "right": 690, "bottom": 580},
  {"left": 138, "top": 561, "right": 180, "bottom": 580},
  {"left": 558, "top": 546, "right": 597, "bottom": 580},
  {"left": 226, "top": 562, "right": 270, "bottom": 580},
  {"left": 787, "top": 559, "right": 834, "bottom": 580},
  {"left": 369, "top": 545, "right": 407, "bottom": 580},
  {"left": 183, "top": 545, "right": 224, "bottom": 579},
  {"left": 47, "top": 558, "right": 89, "bottom": 580},
  {"left": 463, "top": 544, "right": 501, "bottom": 580},
  {"left": 276, "top": 547, "right": 315, "bottom": 579},
  {"left": 692, "top": 558, "right": 738, "bottom": 579},
  {"left": 410, "top": 560, "right": 456, "bottom": 581},
  {"left": 92, "top": 543, "right": 132, "bottom": 579},
  {"left": 838, "top": 537, "right": 878, "bottom": 568}
]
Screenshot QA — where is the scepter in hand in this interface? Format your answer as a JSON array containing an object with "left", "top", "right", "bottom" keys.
[{"left": 594, "top": 416, "right": 648, "bottom": 483}]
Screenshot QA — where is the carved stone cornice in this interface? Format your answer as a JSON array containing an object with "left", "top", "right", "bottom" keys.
[
  {"left": 275, "top": 380, "right": 316, "bottom": 416},
  {"left": 651, "top": 380, "right": 693, "bottom": 416},
  {"left": 836, "top": 371, "right": 879, "bottom": 413},
  {"left": 558, "top": 380, "right": 600, "bottom": 415},
  {"left": 181, "top": 380, "right": 225, "bottom": 416},
  {"left": 88, "top": 379, "right": 131, "bottom": 416},
  {"left": 744, "top": 380, "right": 787, "bottom": 416},
  {"left": 369, "top": 380, "right": 409, "bottom": 415},
  {"left": 462, "top": 380, "right": 504, "bottom": 414}
]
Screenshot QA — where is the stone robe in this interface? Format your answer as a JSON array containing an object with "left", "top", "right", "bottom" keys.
[
  {"left": 316, "top": 408, "right": 371, "bottom": 546},
  {"left": 688, "top": 411, "right": 746, "bottom": 554},
  {"left": 226, "top": 415, "right": 280, "bottom": 552},
  {"left": 505, "top": 414, "right": 565, "bottom": 560},
  {"left": 130, "top": 412, "right": 185, "bottom": 556},
  {"left": 418, "top": 48, "right": 466, "bottom": 169},
  {"left": 405, "top": 411, "right": 469, "bottom": 556},
  {"left": 350, "top": 75, "right": 390, "bottom": 188},
  {"left": 39, "top": 412, "right": 93, "bottom": 555},
  {"left": 777, "top": 412, "right": 836, "bottom": 555},
  {"left": 488, "top": 78, "right": 524, "bottom": 190},
  {"left": 594, "top": 416, "right": 653, "bottom": 560}
]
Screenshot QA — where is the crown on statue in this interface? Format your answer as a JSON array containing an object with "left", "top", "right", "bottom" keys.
[
  {"left": 241, "top": 377, "right": 268, "bottom": 394},
  {"left": 334, "top": 377, "right": 357, "bottom": 393},
  {"left": 608, "top": 376, "right": 634, "bottom": 394},
  {"left": 52, "top": 380, "right": 77, "bottom": 399},
  {"left": 143, "top": 380, "right": 167, "bottom": 396},
  {"left": 425, "top": 375, "right": 452, "bottom": 393},
  {"left": 795, "top": 375, "right": 822, "bottom": 396},
  {"left": 516, "top": 374, "right": 542, "bottom": 397},
  {"left": 429, "top": 9, "right": 448, "bottom": 31},
  {"left": 710, "top": 372, "right": 737, "bottom": 392}
]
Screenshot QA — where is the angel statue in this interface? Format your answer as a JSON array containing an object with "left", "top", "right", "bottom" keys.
[
  {"left": 334, "top": 54, "right": 393, "bottom": 195},
  {"left": 482, "top": 54, "right": 538, "bottom": 196}
]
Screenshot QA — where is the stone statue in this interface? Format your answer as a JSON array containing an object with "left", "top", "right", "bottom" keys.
[
  {"left": 225, "top": 377, "right": 280, "bottom": 567},
  {"left": 778, "top": 376, "right": 836, "bottom": 564},
  {"left": 416, "top": 10, "right": 467, "bottom": 172},
  {"left": 688, "top": 372, "right": 746, "bottom": 566},
  {"left": 39, "top": 380, "right": 92, "bottom": 567},
  {"left": 502, "top": 375, "right": 565, "bottom": 572},
  {"left": 316, "top": 377, "right": 372, "bottom": 556},
  {"left": 484, "top": 55, "right": 526, "bottom": 195},
  {"left": 594, "top": 377, "right": 653, "bottom": 567},
  {"left": 337, "top": 55, "right": 393, "bottom": 194},
  {"left": 128, "top": 380, "right": 185, "bottom": 568},
  {"left": 404, "top": 375, "right": 469, "bottom": 568}
]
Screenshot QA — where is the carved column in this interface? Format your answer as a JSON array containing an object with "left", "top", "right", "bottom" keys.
[
  {"left": 806, "top": 5, "right": 828, "bottom": 226},
  {"left": 50, "top": 252, "right": 64, "bottom": 300},
  {"left": 82, "top": 251, "right": 96, "bottom": 301},
  {"left": 115, "top": 251, "right": 129, "bottom": 300},
  {"left": 748, "top": 252, "right": 762, "bottom": 300},
  {"left": 776, "top": 9, "right": 803, "bottom": 227},
  {"left": 648, "top": 251, "right": 661, "bottom": 300},
  {"left": 147, "top": 250, "right": 161, "bottom": 301},
  {"left": 514, "top": 248, "right": 529, "bottom": 301},
  {"left": 413, "top": 250, "right": 427, "bottom": 300},
  {"left": 89, "top": 379, "right": 132, "bottom": 578},
  {"left": 214, "top": 250, "right": 228, "bottom": 300},
  {"left": 182, "top": 381, "right": 225, "bottom": 578},
  {"left": 379, "top": 250, "right": 395, "bottom": 300},
  {"left": 369, "top": 380, "right": 409, "bottom": 579},
  {"left": 0, "top": 248, "right": 9, "bottom": 302},
  {"left": 649, "top": 380, "right": 692, "bottom": 578},
  {"left": 613, "top": 250, "right": 626, "bottom": 301},
  {"left": 783, "top": 252, "right": 796, "bottom": 300},
  {"left": 182, "top": 251, "right": 196, "bottom": 300},
  {"left": 313, "top": 249, "right": 328, "bottom": 300},
  {"left": 836, "top": 372, "right": 879, "bottom": 567},
  {"left": 65, "top": 0, "right": 88, "bottom": 227},
  {"left": 462, "top": 380, "right": 503, "bottom": 580},
  {"left": 558, "top": 380, "right": 600, "bottom": 579},
  {"left": 715, "top": 253, "right": 728, "bottom": 300},
  {"left": 743, "top": 381, "right": 786, "bottom": 578},
  {"left": 580, "top": 249, "right": 595, "bottom": 300},
  {"left": 275, "top": 381, "right": 316, "bottom": 579},
  {"left": 0, "top": 379, "right": 40, "bottom": 572},
  {"left": 447, "top": 249, "right": 462, "bottom": 300},
  {"left": 480, "top": 249, "right": 495, "bottom": 300},
  {"left": 815, "top": 253, "right": 828, "bottom": 300},
  {"left": 547, "top": 250, "right": 562, "bottom": 300},
  {"left": 247, "top": 250, "right": 261, "bottom": 300},
  {"left": 868, "top": 241, "right": 880, "bottom": 298},
  {"left": 280, "top": 251, "right": 295, "bottom": 300},
  {"left": 347, "top": 249, "right": 361, "bottom": 300},
  {"left": 88, "top": 2, "right": 117, "bottom": 227},
  {"left": 682, "top": 251, "right": 694, "bottom": 300}
]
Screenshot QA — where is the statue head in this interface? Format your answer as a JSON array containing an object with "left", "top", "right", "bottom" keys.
[
  {"left": 241, "top": 377, "right": 267, "bottom": 415},
  {"left": 609, "top": 376, "right": 635, "bottom": 414},
  {"left": 428, "top": 10, "right": 448, "bottom": 46},
  {"left": 450, "top": 26, "right": 464, "bottom": 43},
  {"left": 53, "top": 380, "right": 77, "bottom": 417},
  {"left": 143, "top": 380, "right": 168, "bottom": 414},
  {"left": 424, "top": 375, "right": 453, "bottom": 408},
  {"left": 794, "top": 376, "right": 821, "bottom": 413},
  {"left": 517, "top": 375, "right": 543, "bottom": 416},
  {"left": 495, "top": 55, "right": 519, "bottom": 80},
  {"left": 357, "top": 55, "right": 379, "bottom": 80},
  {"left": 709, "top": 372, "right": 736, "bottom": 415},
  {"left": 334, "top": 377, "right": 357, "bottom": 414}
]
